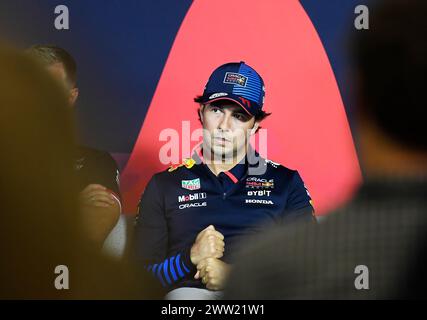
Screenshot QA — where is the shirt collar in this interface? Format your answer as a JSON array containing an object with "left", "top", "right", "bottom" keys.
[{"left": 191, "top": 143, "right": 253, "bottom": 183}]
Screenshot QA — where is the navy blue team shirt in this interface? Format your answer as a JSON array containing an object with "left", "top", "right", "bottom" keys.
[{"left": 134, "top": 146, "right": 314, "bottom": 289}]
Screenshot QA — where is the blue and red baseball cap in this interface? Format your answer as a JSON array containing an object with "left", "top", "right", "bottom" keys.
[{"left": 197, "top": 61, "right": 265, "bottom": 116}]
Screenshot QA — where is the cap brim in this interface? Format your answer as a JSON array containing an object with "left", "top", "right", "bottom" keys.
[{"left": 200, "top": 96, "right": 255, "bottom": 116}]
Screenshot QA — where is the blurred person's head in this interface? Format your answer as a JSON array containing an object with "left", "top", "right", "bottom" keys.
[
  {"left": 0, "top": 44, "right": 79, "bottom": 298},
  {"left": 0, "top": 44, "right": 163, "bottom": 299},
  {"left": 352, "top": 0, "right": 427, "bottom": 177},
  {"left": 26, "top": 44, "right": 79, "bottom": 107}
]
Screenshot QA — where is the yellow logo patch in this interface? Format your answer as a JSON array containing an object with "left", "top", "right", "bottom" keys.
[{"left": 168, "top": 158, "right": 196, "bottom": 172}]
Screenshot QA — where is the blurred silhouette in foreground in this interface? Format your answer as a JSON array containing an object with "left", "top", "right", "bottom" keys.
[
  {"left": 0, "top": 45, "right": 164, "bottom": 299},
  {"left": 225, "top": 0, "right": 427, "bottom": 299},
  {"left": 27, "top": 45, "right": 122, "bottom": 250}
]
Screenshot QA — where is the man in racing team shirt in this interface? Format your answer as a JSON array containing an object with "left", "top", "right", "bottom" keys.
[
  {"left": 135, "top": 61, "right": 315, "bottom": 299},
  {"left": 27, "top": 45, "right": 122, "bottom": 248}
]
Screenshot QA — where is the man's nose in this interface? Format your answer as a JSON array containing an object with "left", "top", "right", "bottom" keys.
[{"left": 218, "top": 113, "right": 231, "bottom": 131}]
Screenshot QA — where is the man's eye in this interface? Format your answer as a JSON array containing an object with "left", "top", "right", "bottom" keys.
[
  {"left": 233, "top": 113, "right": 245, "bottom": 120},
  {"left": 211, "top": 107, "right": 222, "bottom": 113}
]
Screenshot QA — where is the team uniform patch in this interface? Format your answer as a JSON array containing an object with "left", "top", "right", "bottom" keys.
[
  {"left": 247, "top": 190, "right": 271, "bottom": 197},
  {"left": 178, "top": 202, "right": 207, "bottom": 210},
  {"left": 168, "top": 158, "right": 196, "bottom": 172},
  {"left": 245, "top": 199, "right": 274, "bottom": 205},
  {"left": 245, "top": 177, "right": 275, "bottom": 189},
  {"left": 223, "top": 72, "right": 247, "bottom": 87},
  {"left": 178, "top": 192, "right": 207, "bottom": 203},
  {"left": 181, "top": 178, "right": 201, "bottom": 190}
]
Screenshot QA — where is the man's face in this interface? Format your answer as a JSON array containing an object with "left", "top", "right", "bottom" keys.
[
  {"left": 200, "top": 102, "right": 259, "bottom": 161},
  {"left": 46, "top": 62, "right": 78, "bottom": 107}
]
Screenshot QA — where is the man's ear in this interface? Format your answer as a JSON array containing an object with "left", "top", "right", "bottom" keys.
[
  {"left": 250, "top": 121, "right": 260, "bottom": 135},
  {"left": 69, "top": 87, "right": 79, "bottom": 107}
]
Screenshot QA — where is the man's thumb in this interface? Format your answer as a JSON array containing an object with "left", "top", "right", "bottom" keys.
[{"left": 194, "top": 270, "right": 200, "bottom": 279}]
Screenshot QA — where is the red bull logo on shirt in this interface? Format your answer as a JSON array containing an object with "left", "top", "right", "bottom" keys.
[
  {"left": 246, "top": 177, "right": 275, "bottom": 189},
  {"left": 168, "top": 158, "right": 196, "bottom": 172}
]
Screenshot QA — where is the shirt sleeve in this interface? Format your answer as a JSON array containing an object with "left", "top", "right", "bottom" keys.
[
  {"left": 76, "top": 149, "right": 121, "bottom": 201},
  {"left": 134, "top": 175, "right": 195, "bottom": 288},
  {"left": 282, "top": 171, "right": 316, "bottom": 224},
  {"left": 96, "top": 153, "right": 121, "bottom": 199}
]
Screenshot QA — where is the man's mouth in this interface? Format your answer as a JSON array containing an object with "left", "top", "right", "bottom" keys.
[{"left": 213, "top": 137, "right": 231, "bottom": 145}]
